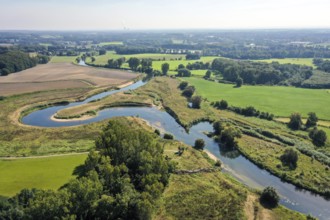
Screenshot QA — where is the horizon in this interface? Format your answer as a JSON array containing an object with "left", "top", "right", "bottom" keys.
[{"left": 1, "top": 0, "right": 329, "bottom": 30}]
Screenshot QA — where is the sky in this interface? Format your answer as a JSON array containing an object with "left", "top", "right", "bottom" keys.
[{"left": 0, "top": 0, "right": 330, "bottom": 30}]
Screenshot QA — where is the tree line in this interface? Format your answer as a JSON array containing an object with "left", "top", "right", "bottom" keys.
[
  {"left": 0, "top": 50, "right": 49, "bottom": 76},
  {"left": 211, "top": 58, "right": 313, "bottom": 86},
  {"left": 0, "top": 119, "right": 175, "bottom": 220}
]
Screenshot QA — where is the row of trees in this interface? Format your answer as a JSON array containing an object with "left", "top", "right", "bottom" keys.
[
  {"left": 211, "top": 100, "right": 274, "bottom": 121},
  {"left": 0, "top": 120, "right": 174, "bottom": 219},
  {"left": 211, "top": 58, "right": 313, "bottom": 86}
]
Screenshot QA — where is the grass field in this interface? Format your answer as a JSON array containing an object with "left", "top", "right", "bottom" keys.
[
  {"left": 184, "top": 77, "right": 330, "bottom": 120},
  {"left": 50, "top": 56, "right": 79, "bottom": 63},
  {"left": 0, "top": 154, "right": 87, "bottom": 197},
  {"left": 98, "top": 41, "right": 123, "bottom": 46},
  {"left": 252, "top": 58, "right": 316, "bottom": 68},
  {"left": 86, "top": 51, "right": 186, "bottom": 65}
]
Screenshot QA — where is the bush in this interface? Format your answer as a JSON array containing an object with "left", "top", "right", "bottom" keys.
[
  {"left": 260, "top": 186, "right": 279, "bottom": 208},
  {"left": 309, "top": 128, "right": 327, "bottom": 147},
  {"left": 154, "top": 129, "right": 160, "bottom": 136},
  {"left": 191, "top": 96, "right": 202, "bottom": 109},
  {"left": 220, "top": 127, "right": 242, "bottom": 148},
  {"left": 177, "top": 68, "right": 191, "bottom": 77},
  {"left": 306, "top": 112, "right": 318, "bottom": 128},
  {"left": 194, "top": 139, "right": 205, "bottom": 150},
  {"left": 178, "top": 81, "right": 188, "bottom": 90},
  {"left": 288, "top": 113, "right": 303, "bottom": 130},
  {"left": 163, "top": 133, "right": 174, "bottom": 140},
  {"left": 280, "top": 148, "right": 298, "bottom": 169},
  {"left": 236, "top": 77, "right": 243, "bottom": 87},
  {"left": 182, "top": 86, "right": 195, "bottom": 98},
  {"left": 213, "top": 121, "right": 224, "bottom": 135}
]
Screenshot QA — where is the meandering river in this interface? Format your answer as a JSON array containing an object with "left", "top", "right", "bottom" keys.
[{"left": 22, "top": 79, "right": 330, "bottom": 219}]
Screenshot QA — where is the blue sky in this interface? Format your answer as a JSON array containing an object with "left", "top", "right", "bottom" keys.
[{"left": 0, "top": 0, "right": 329, "bottom": 30}]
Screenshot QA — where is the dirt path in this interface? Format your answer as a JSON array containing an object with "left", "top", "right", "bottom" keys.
[{"left": 244, "top": 194, "right": 273, "bottom": 220}]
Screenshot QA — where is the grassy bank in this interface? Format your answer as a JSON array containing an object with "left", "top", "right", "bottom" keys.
[{"left": 0, "top": 154, "right": 87, "bottom": 197}]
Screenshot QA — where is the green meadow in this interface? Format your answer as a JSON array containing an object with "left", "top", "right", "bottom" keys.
[
  {"left": 50, "top": 56, "right": 79, "bottom": 63},
  {"left": 252, "top": 58, "right": 316, "bottom": 68},
  {"left": 184, "top": 77, "right": 330, "bottom": 119},
  {"left": 98, "top": 41, "right": 124, "bottom": 46},
  {"left": 0, "top": 154, "right": 87, "bottom": 197}
]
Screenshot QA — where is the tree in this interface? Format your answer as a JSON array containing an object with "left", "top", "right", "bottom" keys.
[
  {"left": 128, "top": 57, "right": 140, "bottom": 71},
  {"left": 178, "top": 64, "right": 185, "bottom": 69},
  {"left": 288, "top": 113, "right": 303, "bottom": 130},
  {"left": 91, "top": 57, "right": 96, "bottom": 62},
  {"left": 177, "top": 68, "right": 191, "bottom": 77},
  {"left": 219, "top": 100, "right": 228, "bottom": 109},
  {"left": 204, "top": 70, "right": 212, "bottom": 79},
  {"left": 213, "top": 121, "right": 224, "bottom": 135},
  {"left": 280, "top": 148, "right": 298, "bottom": 169},
  {"left": 236, "top": 77, "right": 243, "bottom": 87},
  {"left": 161, "top": 63, "right": 170, "bottom": 75},
  {"left": 260, "top": 186, "right": 279, "bottom": 208},
  {"left": 220, "top": 127, "right": 241, "bottom": 148},
  {"left": 306, "top": 112, "right": 318, "bottom": 128},
  {"left": 194, "top": 139, "right": 205, "bottom": 150},
  {"left": 178, "top": 81, "right": 188, "bottom": 90},
  {"left": 182, "top": 86, "right": 195, "bottom": 98},
  {"left": 191, "top": 96, "right": 202, "bottom": 109},
  {"left": 309, "top": 128, "right": 327, "bottom": 147},
  {"left": 99, "top": 49, "right": 106, "bottom": 55}
]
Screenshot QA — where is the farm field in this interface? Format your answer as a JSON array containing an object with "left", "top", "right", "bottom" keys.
[
  {"left": 0, "top": 63, "right": 138, "bottom": 95},
  {"left": 252, "top": 58, "right": 316, "bottom": 68},
  {"left": 184, "top": 77, "right": 330, "bottom": 120},
  {"left": 0, "top": 154, "right": 87, "bottom": 197}
]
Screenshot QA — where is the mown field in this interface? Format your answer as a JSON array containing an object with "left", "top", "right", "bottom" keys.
[
  {"left": 184, "top": 77, "right": 330, "bottom": 120},
  {"left": 0, "top": 154, "right": 87, "bottom": 197},
  {"left": 252, "top": 58, "right": 316, "bottom": 68},
  {"left": 0, "top": 63, "right": 139, "bottom": 96}
]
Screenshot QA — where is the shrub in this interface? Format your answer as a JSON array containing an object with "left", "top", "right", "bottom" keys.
[
  {"left": 213, "top": 121, "right": 224, "bottom": 135},
  {"left": 154, "top": 129, "right": 161, "bottom": 136},
  {"left": 163, "top": 133, "right": 174, "bottom": 140},
  {"left": 260, "top": 186, "right": 279, "bottom": 208},
  {"left": 178, "top": 81, "right": 188, "bottom": 90},
  {"left": 280, "top": 148, "right": 298, "bottom": 169},
  {"left": 177, "top": 68, "right": 191, "bottom": 77},
  {"left": 194, "top": 139, "right": 205, "bottom": 150},
  {"left": 182, "top": 86, "right": 195, "bottom": 98},
  {"left": 191, "top": 96, "right": 202, "bottom": 109},
  {"left": 306, "top": 112, "right": 318, "bottom": 128},
  {"left": 288, "top": 113, "right": 303, "bottom": 130},
  {"left": 219, "top": 100, "right": 228, "bottom": 109},
  {"left": 309, "top": 128, "right": 327, "bottom": 147},
  {"left": 220, "top": 127, "right": 242, "bottom": 148},
  {"left": 236, "top": 77, "right": 243, "bottom": 87}
]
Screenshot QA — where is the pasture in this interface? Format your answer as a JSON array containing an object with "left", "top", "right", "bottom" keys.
[
  {"left": 87, "top": 51, "right": 186, "bottom": 65},
  {"left": 0, "top": 154, "right": 87, "bottom": 197},
  {"left": 50, "top": 56, "right": 79, "bottom": 63},
  {"left": 98, "top": 41, "right": 123, "bottom": 46},
  {"left": 184, "top": 77, "right": 330, "bottom": 120},
  {"left": 252, "top": 58, "right": 316, "bottom": 68},
  {"left": 0, "top": 63, "right": 138, "bottom": 96}
]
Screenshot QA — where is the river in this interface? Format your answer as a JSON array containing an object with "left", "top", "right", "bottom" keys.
[{"left": 21, "top": 78, "right": 330, "bottom": 219}]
